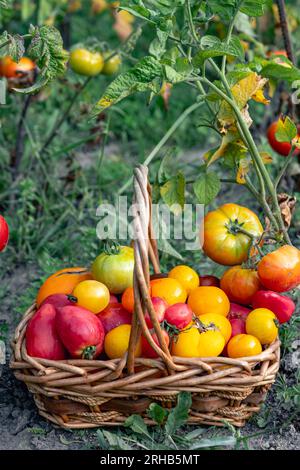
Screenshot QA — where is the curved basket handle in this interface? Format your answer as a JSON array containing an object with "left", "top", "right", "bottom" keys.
[{"left": 126, "top": 165, "right": 177, "bottom": 374}]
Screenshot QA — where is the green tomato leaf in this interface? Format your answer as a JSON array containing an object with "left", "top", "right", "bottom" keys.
[
  {"left": 0, "top": 31, "right": 25, "bottom": 62},
  {"left": 275, "top": 116, "right": 297, "bottom": 143},
  {"left": 208, "top": 0, "right": 271, "bottom": 19},
  {"left": 193, "top": 171, "right": 221, "bottom": 204},
  {"left": 193, "top": 35, "right": 244, "bottom": 66},
  {"left": 147, "top": 402, "right": 169, "bottom": 425},
  {"left": 165, "top": 392, "right": 192, "bottom": 437},
  {"left": 240, "top": 0, "right": 272, "bottom": 17},
  {"left": 261, "top": 62, "right": 300, "bottom": 83},
  {"left": 160, "top": 171, "right": 185, "bottom": 215},
  {"left": 93, "top": 56, "right": 163, "bottom": 115},
  {"left": 13, "top": 25, "right": 69, "bottom": 94}
]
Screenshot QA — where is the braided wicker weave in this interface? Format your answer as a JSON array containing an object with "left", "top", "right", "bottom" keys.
[{"left": 10, "top": 165, "right": 280, "bottom": 428}]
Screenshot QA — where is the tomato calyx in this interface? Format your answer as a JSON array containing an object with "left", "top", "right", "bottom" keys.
[
  {"left": 82, "top": 345, "right": 97, "bottom": 360},
  {"left": 161, "top": 320, "right": 181, "bottom": 339},
  {"left": 193, "top": 315, "right": 220, "bottom": 334},
  {"left": 67, "top": 294, "right": 78, "bottom": 303},
  {"left": 102, "top": 239, "right": 121, "bottom": 255}
]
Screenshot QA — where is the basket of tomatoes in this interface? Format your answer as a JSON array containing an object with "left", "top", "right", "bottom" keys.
[{"left": 11, "top": 165, "right": 299, "bottom": 428}]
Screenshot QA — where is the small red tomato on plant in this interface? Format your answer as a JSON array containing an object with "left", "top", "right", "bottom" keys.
[
  {"left": 144, "top": 297, "right": 168, "bottom": 328},
  {"left": 141, "top": 330, "right": 170, "bottom": 358},
  {"left": 0, "top": 215, "right": 9, "bottom": 252},
  {"left": 199, "top": 275, "right": 220, "bottom": 287},
  {"left": 252, "top": 290, "right": 295, "bottom": 324},
  {"left": 97, "top": 303, "right": 132, "bottom": 333},
  {"left": 220, "top": 266, "right": 261, "bottom": 305},
  {"left": 267, "top": 121, "right": 299, "bottom": 157},
  {"left": 26, "top": 304, "right": 66, "bottom": 360},
  {"left": 258, "top": 245, "right": 300, "bottom": 292},
  {"left": 164, "top": 303, "right": 193, "bottom": 330},
  {"left": 56, "top": 305, "right": 105, "bottom": 359}
]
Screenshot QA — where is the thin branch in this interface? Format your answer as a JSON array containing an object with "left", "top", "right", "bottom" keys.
[
  {"left": 276, "top": 0, "right": 295, "bottom": 64},
  {"left": 11, "top": 94, "right": 33, "bottom": 177}
]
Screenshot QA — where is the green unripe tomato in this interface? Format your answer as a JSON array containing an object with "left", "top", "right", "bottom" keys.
[
  {"left": 92, "top": 246, "right": 134, "bottom": 294},
  {"left": 69, "top": 48, "right": 104, "bottom": 76},
  {"left": 101, "top": 53, "right": 121, "bottom": 75}
]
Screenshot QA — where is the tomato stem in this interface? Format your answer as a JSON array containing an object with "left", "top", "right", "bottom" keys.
[{"left": 82, "top": 345, "right": 96, "bottom": 360}]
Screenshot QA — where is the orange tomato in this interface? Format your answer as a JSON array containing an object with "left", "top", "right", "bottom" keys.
[
  {"left": 0, "top": 56, "right": 35, "bottom": 78},
  {"left": 150, "top": 278, "right": 187, "bottom": 305},
  {"left": 220, "top": 266, "right": 261, "bottom": 305},
  {"left": 258, "top": 245, "right": 300, "bottom": 292},
  {"left": 188, "top": 286, "right": 230, "bottom": 317},
  {"left": 121, "top": 286, "right": 135, "bottom": 313},
  {"left": 36, "top": 267, "right": 92, "bottom": 307},
  {"left": 203, "top": 203, "right": 263, "bottom": 266},
  {"left": 168, "top": 265, "right": 199, "bottom": 294},
  {"left": 227, "top": 334, "right": 262, "bottom": 358}
]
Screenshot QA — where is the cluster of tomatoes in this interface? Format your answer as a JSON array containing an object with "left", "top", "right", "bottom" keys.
[{"left": 26, "top": 201, "right": 300, "bottom": 363}]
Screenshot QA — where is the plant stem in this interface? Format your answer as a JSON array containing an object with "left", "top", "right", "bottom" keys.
[
  {"left": 275, "top": 147, "right": 295, "bottom": 189},
  {"left": 97, "top": 113, "right": 111, "bottom": 188},
  {"left": 118, "top": 101, "right": 203, "bottom": 195},
  {"left": 40, "top": 76, "right": 92, "bottom": 154},
  {"left": 276, "top": 0, "right": 295, "bottom": 64},
  {"left": 11, "top": 94, "right": 32, "bottom": 177}
]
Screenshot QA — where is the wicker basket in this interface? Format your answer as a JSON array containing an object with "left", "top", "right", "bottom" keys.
[{"left": 10, "top": 165, "right": 280, "bottom": 428}]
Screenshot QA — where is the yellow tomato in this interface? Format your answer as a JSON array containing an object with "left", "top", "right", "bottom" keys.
[
  {"left": 246, "top": 308, "right": 278, "bottom": 345},
  {"left": 72, "top": 280, "right": 109, "bottom": 314},
  {"left": 69, "top": 48, "right": 104, "bottom": 76},
  {"left": 188, "top": 286, "right": 230, "bottom": 317},
  {"left": 101, "top": 53, "right": 121, "bottom": 75},
  {"left": 171, "top": 325, "right": 225, "bottom": 357},
  {"left": 104, "top": 324, "right": 141, "bottom": 359},
  {"left": 227, "top": 334, "right": 262, "bottom": 358},
  {"left": 197, "top": 313, "right": 232, "bottom": 343},
  {"left": 168, "top": 265, "right": 199, "bottom": 294},
  {"left": 150, "top": 278, "right": 187, "bottom": 305}
]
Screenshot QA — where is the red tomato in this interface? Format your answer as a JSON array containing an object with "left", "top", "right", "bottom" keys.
[
  {"left": 220, "top": 266, "right": 261, "bottom": 305},
  {"left": 40, "top": 293, "right": 76, "bottom": 310},
  {"left": 252, "top": 290, "right": 295, "bottom": 324},
  {"left": 145, "top": 297, "right": 168, "bottom": 328},
  {"left": 258, "top": 245, "right": 300, "bottom": 292},
  {"left": 222, "top": 317, "right": 246, "bottom": 356},
  {"left": 199, "top": 275, "right": 220, "bottom": 287},
  {"left": 109, "top": 294, "right": 119, "bottom": 305},
  {"left": 26, "top": 304, "right": 66, "bottom": 360},
  {"left": 164, "top": 303, "right": 193, "bottom": 330},
  {"left": 141, "top": 330, "right": 170, "bottom": 358},
  {"left": 267, "top": 121, "right": 299, "bottom": 157},
  {"left": 0, "top": 215, "right": 9, "bottom": 252},
  {"left": 228, "top": 302, "right": 251, "bottom": 320},
  {"left": 97, "top": 302, "right": 132, "bottom": 333},
  {"left": 56, "top": 305, "right": 105, "bottom": 359}
]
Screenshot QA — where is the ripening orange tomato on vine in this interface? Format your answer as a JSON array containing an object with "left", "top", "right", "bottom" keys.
[
  {"left": 203, "top": 204, "right": 263, "bottom": 266},
  {"left": 0, "top": 56, "right": 35, "bottom": 78}
]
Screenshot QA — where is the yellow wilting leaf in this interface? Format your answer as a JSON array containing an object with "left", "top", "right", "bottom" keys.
[
  {"left": 260, "top": 152, "right": 273, "bottom": 164},
  {"left": 236, "top": 157, "right": 251, "bottom": 184},
  {"left": 97, "top": 97, "right": 113, "bottom": 108},
  {"left": 252, "top": 88, "right": 270, "bottom": 105},
  {"left": 218, "top": 72, "right": 269, "bottom": 132},
  {"left": 206, "top": 131, "right": 243, "bottom": 166}
]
